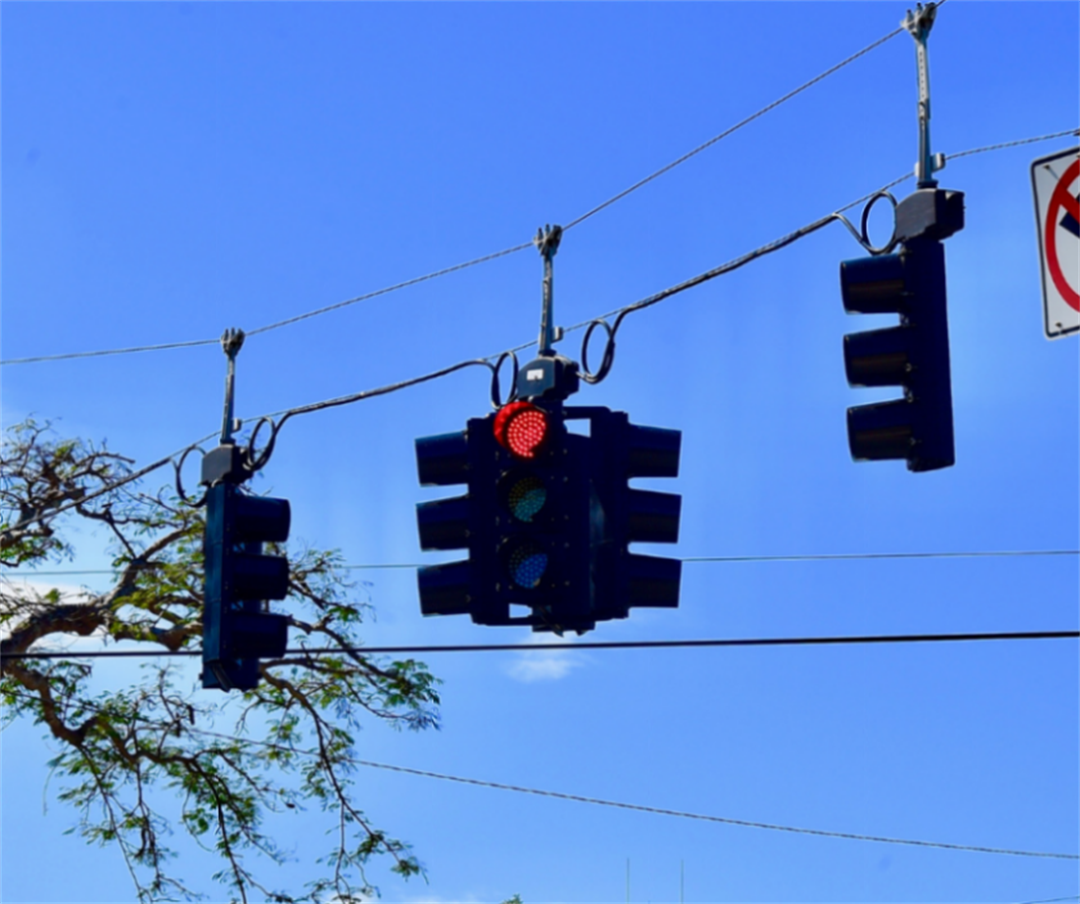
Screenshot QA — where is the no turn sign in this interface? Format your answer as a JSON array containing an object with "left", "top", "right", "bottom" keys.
[{"left": 1031, "top": 146, "right": 1080, "bottom": 339}]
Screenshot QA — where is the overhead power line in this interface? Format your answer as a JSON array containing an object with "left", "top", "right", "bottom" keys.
[
  {"left": 0, "top": 248, "right": 533, "bottom": 367},
  {"left": 3, "top": 125, "right": 1074, "bottom": 367},
  {"left": 331, "top": 759, "right": 1080, "bottom": 861},
  {"left": 0, "top": 21, "right": 906, "bottom": 369},
  {"left": 0, "top": 15, "right": 1069, "bottom": 373},
  {"left": 946, "top": 128, "right": 1079, "bottom": 161},
  {"left": 0, "top": 337, "right": 221, "bottom": 366},
  {"left": 203, "top": 137, "right": 1080, "bottom": 447},
  {"left": 10, "top": 548, "right": 1078, "bottom": 577},
  {"left": 3, "top": 630, "right": 1077, "bottom": 662},
  {"left": 3, "top": 143, "right": 1078, "bottom": 541},
  {"left": 1018, "top": 896, "right": 1080, "bottom": 904},
  {"left": 7, "top": 677, "right": 1068, "bottom": 862},
  {"left": 561, "top": 24, "right": 906, "bottom": 231},
  {"left": 683, "top": 549, "right": 1080, "bottom": 564},
  {"left": 1015, "top": 894, "right": 1080, "bottom": 902},
  {"left": 185, "top": 726, "right": 1079, "bottom": 861},
  {"left": 245, "top": 242, "right": 534, "bottom": 338}
]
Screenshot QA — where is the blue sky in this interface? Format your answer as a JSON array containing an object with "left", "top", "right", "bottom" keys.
[{"left": 2, "top": 2, "right": 1078, "bottom": 902}]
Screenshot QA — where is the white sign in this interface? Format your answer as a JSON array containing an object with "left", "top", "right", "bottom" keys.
[{"left": 1031, "top": 146, "right": 1080, "bottom": 339}]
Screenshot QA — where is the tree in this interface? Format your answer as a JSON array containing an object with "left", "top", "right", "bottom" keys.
[{"left": 1, "top": 419, "right": 441, "bottom": 903}]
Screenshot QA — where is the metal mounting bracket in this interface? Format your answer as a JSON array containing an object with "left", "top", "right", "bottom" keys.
[
  {"left": 903, "top": 2, "right": 944, "bottom": 189},
  {"left": 534, "top": 224, "right": 563, "bottom": 356},
  {"left": 219, "top": 327, "right": 245, "bottom": 445}
]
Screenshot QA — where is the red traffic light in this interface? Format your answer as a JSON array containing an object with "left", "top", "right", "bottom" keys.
[{"left": 493, "top": 401, "right": 549, "bottom": 459}]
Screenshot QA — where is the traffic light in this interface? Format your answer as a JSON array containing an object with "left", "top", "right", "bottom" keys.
[
  {"left": 840, "top": 187, "right": 963, "bottom": 472},
  {"left": 201, "top": 444, "right": 291, "bottom": 691},
  {"left": 493, "top": 401, "right": 594, "bottom": 632},
  {"left": 415, "top": 402, "right": 682, "bottom": 633},
  {"left": 414, "top": 399, "right": 600, "bottom": 630},
  {"left": 414, "top": 424, "right": 484, "bottom": 620},
  {"left": 841, "top": 238, "right": 953, "bottom": 471},
  {"left": 415, "top": 401, "right": 595, "bottom": 631},
  {"left": 586, "top": 408, "right": 682, "bottom": 620}
]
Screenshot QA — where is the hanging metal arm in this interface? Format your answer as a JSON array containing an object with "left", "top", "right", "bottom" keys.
[
  {"left": 513, "top": 224, "right": 579, "bottom": 402},
  {"left": 534, "top": 224, "right": 563, "bottom": 356},
  {"left": 904, "top": 2, "right": 945, "bottom": 189},
  {"left": 219, "top": 328, "right": 245, "bottom": 445}
]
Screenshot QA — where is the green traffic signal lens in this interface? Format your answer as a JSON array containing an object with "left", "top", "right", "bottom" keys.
[
  {"left": 502, "top": 472, "right": 548, "bottom": 523},
  {"left": 504, "top": 540, "right": 548, "bottom": 590}
]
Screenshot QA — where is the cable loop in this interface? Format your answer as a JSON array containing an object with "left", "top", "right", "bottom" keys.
[
  {"left": 174, "top": 445, "right": 208, "bottom": 508},
  {"left": 245, "top": 416, "right": 281, "bottom": 473},
  {"left": 490, "top": 351, "right": 519, "bottom": 409},
  {"left": 579, "top": 319, "right": 617, "bottom": 385},
  {"left": 860, "top": 190, "right": 899, "bottom": 254},
  {"left": 832, "top": 191, "right": 899, "bottom": 255}
]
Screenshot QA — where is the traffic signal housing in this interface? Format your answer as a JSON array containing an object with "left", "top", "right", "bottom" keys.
[
  {"left": 415, "top": 401, "right": 594, "bottom": 631},
  {"left": 414, "top": 421, "right": 492, "bottom": 622},
  {"left": 841, "top": 238, "right": 954, "bottom": 471},
  {"left": 201, "top": 445, "right": 291, "bottom": 691},
  {"left": 415, "top": 403, "right": 682, "bottom": 634},
  {"left": 840, "top": 187, "right": 963, "bottom": 473},
  {"left": 586, "top": 408, "right": 682, "bottom": 620}
]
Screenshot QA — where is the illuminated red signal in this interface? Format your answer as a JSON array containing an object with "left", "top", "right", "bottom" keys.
[{"left": 493, "top": 401, "right": 549, "bottom": 459}]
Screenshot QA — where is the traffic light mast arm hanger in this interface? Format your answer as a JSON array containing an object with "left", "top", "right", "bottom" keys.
[
  {"left": 535, "top": 224, "right": 563, "bottom": 356},
  {"left": 219, "top": 328, "right": 245, "bottom": 446},
  {"left": 514, "top": 224, "right": 581, "bottom": 404},
  {"left": 174, "top": 328, "right": 259, "bottom": 507},
  {"left": 176, "top": 328, "right": 272, "bottom": 505},
  {"left": 904, "top": 2, "right": 947, "bottom": 189}
]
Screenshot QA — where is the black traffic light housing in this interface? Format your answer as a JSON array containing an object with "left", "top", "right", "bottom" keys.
[
  {"left": 201, "top": 443, "right": 291, "bottom": 691},
  {"left": 840, "top": 187, "right": 963, "bottom": 472},
  {"left": 415, "top": 403, "right": 681, "bottom": 634},
  {"left": 416, "top": 400, "right": 593, "bottom": 631},
  {"left": 586, "top": 408, "right": 682, "bottom": 620}
]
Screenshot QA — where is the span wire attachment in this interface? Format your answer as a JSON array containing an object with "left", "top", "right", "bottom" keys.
[
  {"left": 516, "top": 225, "right": 579, "bottom": 402},
  {"left": 177, "top": 328, "right": 250, "bottom": 504},
  {"left": 199, "top": 327, "right": 264, "bottom": 492},
  {"left": 533, "top": 224, "right": 564, "bottom": 356},
  {"left": 903, "top": 2, "right": 946, "bottom": 188},
  {"left": 219, "top": 328, "right": 245, "bottom": 445}
]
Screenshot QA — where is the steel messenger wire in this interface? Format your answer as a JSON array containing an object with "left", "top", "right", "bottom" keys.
[
  {"left": 0, "top": 245, "right": 534, "bottom": 366},
  {"left": 197, "top": 124, "right": 1080, "bottom": 457},
  {"left": 0, "top": 20, "right": 908, "bottom": 367},
  {"left": 3, "top": 123, "right": 1070, "bottom": 371},
  {"left": 0, "top": 0, "right": 1070, "bottom": 372},
  {"left": 2, "top": 135, "right": 1079, "bottom": 538},
  {"left": 0, "top": 203, "right": 867, "bottom": 524},
  {"left": 559, "top": 22, "right": 908, "bottom": 230},
  {"left": 562, "top": 127, "right": 1079, "bottom": 373},
  {"left": 13, "top": 548, "right": 1080, "bottom": 577},
  {"left": 2, "top": 631, "right": 1078, "bottom": 662},
  {"left": 2, "top": 675, "right": 1071, "bottom": 863},
  {"left": 166, "top": 725, "right": 1080, "bottom": 861},
  {"left": 1018, "top": 897, "right": 1080, "bottom": 904}
]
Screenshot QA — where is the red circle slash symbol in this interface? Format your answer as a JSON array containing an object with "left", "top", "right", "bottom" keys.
[{"left": 1045, "top": 158, "right": 1080, "bottom": 312}]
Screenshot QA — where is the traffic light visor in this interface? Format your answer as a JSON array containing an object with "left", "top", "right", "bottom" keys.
[
  {"left": 494, "top": 402, "right": 549, "bottom": 459},
  {"left": 418, "top": 560, "right": 472, "bottom": 616},
  {"left": 416, "top": 431, "right": 469, "bottom": 486},
  {"left": 840, "top": 253, "right": 906, "bottom": 315},
  {"left": 847, "top": 399, "right": 914, "bottom": 461},
  {"left": 233, "top": 495, "right": 291, "bottom": 544}
]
